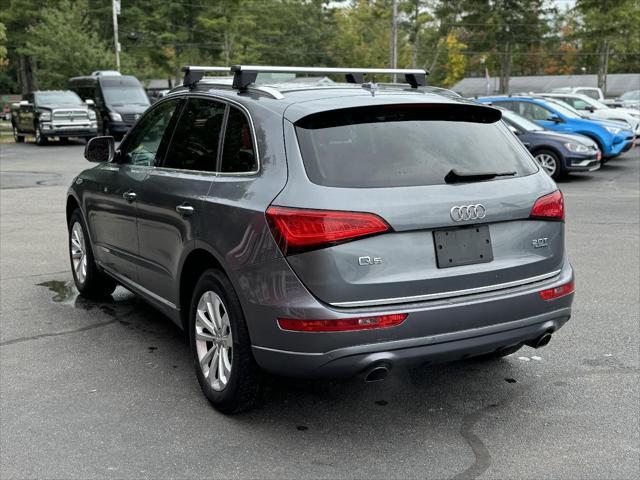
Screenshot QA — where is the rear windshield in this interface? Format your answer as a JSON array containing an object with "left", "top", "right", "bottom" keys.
[{"left": 295, "top": 104, "right": 537, "bottom": 188}]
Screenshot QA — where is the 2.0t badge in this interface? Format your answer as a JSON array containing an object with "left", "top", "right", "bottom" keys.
[{"left": 450, "top": 204, "right": 487, "bottom": 222}]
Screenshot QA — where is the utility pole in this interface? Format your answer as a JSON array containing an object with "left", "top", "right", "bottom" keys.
[
  {"left": 112, "top": 0, "right": 121, "bottom": 72},
  {"left": 391, "top": 0, "right": 398, "bottom": 82}
]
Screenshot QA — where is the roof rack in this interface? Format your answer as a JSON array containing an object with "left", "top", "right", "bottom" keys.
[{"left": 182, "top": 65, "right": 428, "bottom": 90}]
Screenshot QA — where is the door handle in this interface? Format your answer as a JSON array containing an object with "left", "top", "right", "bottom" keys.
[
  {"left": 176, "top": 203, "right": 195, "bottom": 216},
  {"left": 123, "top": 190, "right": 137, "bottom": 203}
]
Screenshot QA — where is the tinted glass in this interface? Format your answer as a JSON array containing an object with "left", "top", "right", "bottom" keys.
[
  {"left": 500, "top": 109, "right": 543, "bottom": 131},
  {"left": 120, "top": 99, "right": 179, "bottom": 166},
  {"left": 220, "top": 107, "right": 257, "bottom": 173},
  {"left": 164, "top": 98, "right": 225, "bottom": 172},
  {"left": 502, "top": 101, "right": 553, "bottom": 121},
  {"left": 295, "top": 104, "right": 536, "bottom": 188},
  {"left": 102, "top": 87, "right": 149, "bottom": 106}
]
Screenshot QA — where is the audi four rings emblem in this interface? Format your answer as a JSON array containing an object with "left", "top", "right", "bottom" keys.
[{"left": 450, "top": 204, "right": 487, "bottom": 222}]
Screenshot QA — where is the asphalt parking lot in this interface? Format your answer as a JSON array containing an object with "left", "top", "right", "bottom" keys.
[{"left": 1, "top": 139, "right": 638, "bottom": 479}]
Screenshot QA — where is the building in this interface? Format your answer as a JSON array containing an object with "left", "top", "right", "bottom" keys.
[{"left": 451, "top": 73, "right": 640, "bottom": 98}]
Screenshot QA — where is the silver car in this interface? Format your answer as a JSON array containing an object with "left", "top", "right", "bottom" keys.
[{"left": 67, "top": 66, "right": 575, "bottom": 413}]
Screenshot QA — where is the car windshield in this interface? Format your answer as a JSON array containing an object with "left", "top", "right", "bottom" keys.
[
  {"left": 501, "top": 109, "right": 543, "bottom": 131},
  {"left": 580, "top": 96, "right": 608, "bottom": 109},
  {"left": 545, "top": 100, "right": 581, "bottom": 119},
  {"left": 36, "top": 91, "right": 83, "bottom": 106},
  {"left": 102, "top": 86, "right": 149, "bottom": 106},
  {"left": 295, "top": 104, "right": 537, "bottom": 188}
]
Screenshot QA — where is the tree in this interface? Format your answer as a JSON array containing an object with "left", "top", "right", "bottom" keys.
[
  {"left": 575, "top": 0, "right": 640, "bottom": 93},
  {"left": 442, "top": 32, "right": 466, "bottom": 87},
  {"left": 19, "top": 0, "right": 114, "bottom": 89}
]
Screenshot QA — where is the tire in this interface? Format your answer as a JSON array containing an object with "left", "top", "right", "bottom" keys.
[
  {"left": 189, "top": 268, "right": 262, "bottom": 414},
  {"left": 534, "top": 149, "right": 563, "bottom": 180},
  {"left": 68, "top": 209, "right": 117, "bottom": 298},
  {"left": 34, "top": 124, "right": 48, "bottom": 146},
  {"left": 59, "top": 136, "right": 68, "bottom": 143},
  {"left": 12, "top": 124, "right": 24, "bottom": 143}
]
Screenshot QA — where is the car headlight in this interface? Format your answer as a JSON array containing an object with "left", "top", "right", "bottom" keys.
[
  {"left": 109, "top": 112, "right": 122, "bottom": 122},
  {"left": 39, "top": 112, "right": 51, "bottom": 121},
  {"left": 88, "top": 110, "right": 96, "bottom": 120},
  {"left": 564, "top": 142, "right": 590, "bottom": 153},
  {"left": 605, "top": 126, "right": 621, "bottom": 134}
]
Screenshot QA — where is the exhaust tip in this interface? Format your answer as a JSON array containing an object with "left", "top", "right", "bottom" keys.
[
  {"left": 526, "top": 332, "right": 552, "bottom": 349},
  {"left": 364, "top": 364, "right": 390, "bottom": 382}
]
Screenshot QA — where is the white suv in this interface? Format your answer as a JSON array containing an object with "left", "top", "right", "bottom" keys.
[{"left": 542, "top": 92, "right": 640, "bottom": 138}]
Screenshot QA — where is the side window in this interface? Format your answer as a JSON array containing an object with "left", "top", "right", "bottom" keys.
[
  {"left": 516, "top": 103, "right": 551, "bottom": 121},
  {"left": 581, "top": 90, "right": 599, "bottom": 100},
  {"left": 572, "top": 99, "right": 589, "bottom": 110},
  {"left": 119, "top": 99, "right": 179, "bottom": 166},
  {"left": 163, "top": 98, "right": 225, "bottom": 172},
  {"left": 220, "top": 107, "right": 257, "bottom": 173},
  {"left": 497, "top": 102, "right": 520, "bottom": 115}
]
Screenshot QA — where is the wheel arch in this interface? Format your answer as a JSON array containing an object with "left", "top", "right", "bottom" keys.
[
  {"left": 576, "top": 131, "right": 605, "bottom": 153},
  {"left": 177, "top": 245, "right": 230, "bottom": 332}
]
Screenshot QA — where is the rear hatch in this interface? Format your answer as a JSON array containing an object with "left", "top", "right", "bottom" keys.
[{"left": 271, "top": 101, "right": 564, "bottom": 307}]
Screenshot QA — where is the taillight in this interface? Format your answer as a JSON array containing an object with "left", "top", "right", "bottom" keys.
[
  {"left": 530, "top": 190, "right": 564, "bottom": 221},
  {"left": 539, "top": 279, "right": 575, "bottom": 301},
  {"left": 266, "top": 206, "right": 391, "bottom": 255},
  {"left": 277, "top": 313, "right": 408, "bottom": 332}
]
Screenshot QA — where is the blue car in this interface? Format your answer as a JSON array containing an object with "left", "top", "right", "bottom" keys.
[{"left": 477, "top": 96, "right": 634, "bottom": 160}]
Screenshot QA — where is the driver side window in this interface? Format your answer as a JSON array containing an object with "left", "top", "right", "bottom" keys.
[{"left": 119, "top": 99, "right": 179, "bottom": 166}]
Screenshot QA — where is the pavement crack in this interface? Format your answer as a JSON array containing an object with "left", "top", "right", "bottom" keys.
[
  {"left": 0, "top": 318, "right": 120, "bottom": 346},
  {"left": 450, "top": 403, "right": 496, "bottom": 480},
  {"left": 448, "top": 367, "right": 639, "bottom": 480}
]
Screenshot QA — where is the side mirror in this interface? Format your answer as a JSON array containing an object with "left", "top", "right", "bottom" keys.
[
  {"left": 84, "top": 136, "right": 115, "bottom": 163},
  {"left": 547, "top": 114, "right": 562, "bottom": 123},
  {"left": 85, "top": 99, "right": 95, "bottom": 106}
]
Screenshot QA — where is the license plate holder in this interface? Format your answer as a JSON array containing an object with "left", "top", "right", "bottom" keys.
[{"left": 433, "top": 225, "right": 493, "bottom": 268}]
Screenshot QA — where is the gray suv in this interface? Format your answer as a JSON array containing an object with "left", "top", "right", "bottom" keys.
[{"left": 66, "top": 66, "right": 575, "bottom": 413}]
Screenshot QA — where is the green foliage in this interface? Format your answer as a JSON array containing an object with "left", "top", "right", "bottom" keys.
[
  {"left": 443, "top": 32, "right": 466, "bottom": 87},
  {"left": 19, "top": 0, "right": 114, "bottom": 89},
  {"left": 0, "top": 0, "right": 638, "bottom": 93}
]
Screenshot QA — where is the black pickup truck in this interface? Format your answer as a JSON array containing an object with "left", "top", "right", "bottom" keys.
[{"left": 11, "top": 90, "right": 98, "bottom": 145}]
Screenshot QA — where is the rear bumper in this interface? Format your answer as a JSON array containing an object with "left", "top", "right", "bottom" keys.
[
  {"left": 244, "top": 259, "right": 574, "bottom": 378},
  {"left": 253, "top": 310, "right": 570, "bottom": 378}
]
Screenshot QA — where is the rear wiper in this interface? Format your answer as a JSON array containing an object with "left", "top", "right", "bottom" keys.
[{"left": 444, "top": 169, "right": 516, "bottom": 184}]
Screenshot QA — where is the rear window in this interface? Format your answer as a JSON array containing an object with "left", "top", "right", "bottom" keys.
[{"left": 295, "top": 104, "right": 537, "bottom": 188}]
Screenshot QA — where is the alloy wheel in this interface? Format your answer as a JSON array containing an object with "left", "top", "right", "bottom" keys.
[
  {"left": 195, "top": 291, "right": 233, "bottom": 392},
  {"left": 70, "top": 222, "right": 87, "bottom": 285},
  {"left": 535, "top": 153, "right": 557, "bottom": 177}
]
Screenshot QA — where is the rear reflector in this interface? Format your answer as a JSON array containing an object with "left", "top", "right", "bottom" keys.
[
  {"left": 266, "top": 206, "right": 391, "bottom": 255},
  {"left": 539, "top": 279, "right": 575, "bottom": 301},
  {"left": 277, "top": 313, "right": 408, "bottom": 332},
  {"left": 530, "top": 190, "right": 564, "bottom": 221}
]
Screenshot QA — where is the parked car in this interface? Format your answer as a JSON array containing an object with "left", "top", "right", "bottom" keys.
[
  {"left": 477, "top": 96, "right": 634, "bottom": 160},
  {"left": 614, "top": 90, "right": 640, "bottom": 110},
  {"left": 10, "top": 90, "right": 98, "bottom": 145},
  {"left": 549, "top": 86, "right": 616, "bottom": 106},
  {"left": 540, "top": 92, "right": 640, "bottom": 137},
  {"left": 499, "top": 108, "right": 600, "bottom": 179},
  {"left": 68, "top": 65, "right": 574, "bottom": 413},
  {"left": 69, "top": 73, "right": 150, "bottom": 138}
]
